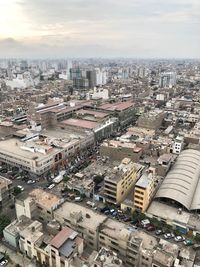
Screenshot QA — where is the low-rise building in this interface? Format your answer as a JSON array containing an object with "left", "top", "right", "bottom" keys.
[
  {"left": 54, "top": 202, "right": 107, "bottom": 250},
  {"left": 100, "top": 140, "right": 142, "bottom": 162},
  {"left": 15, "top": 188, "right": 63, "bottom": 221},
  {"left": 137, "top": 109, "right": 165, "bottom": 130},
  {"left": 49, "top": 227, "right": 83, "bottom": 267}
]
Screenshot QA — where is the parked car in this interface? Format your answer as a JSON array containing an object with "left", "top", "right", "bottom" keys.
[
  {"left": 48, "top": 183, "right": 55, "bottom": 190},
  {"left": 155, "top": 229, "right": 163, "bottom": 235},
  {"left": 164, "top": 233, "right": 175, "bottom": 239},
  {"left": 174, "top": 236, "right": 185, "bottom": 242},
  {"left": 27, "top": 179, "right": 36, "bottom": 184},
  {"left": 124, "top": 216, "right": 132, "bottom": 222},
  {"left": 0, "top": 259, "right": 8, "bottom": 266},
  {"left": 184, "top": 239, "right": 193, "bottom": 246},
  {"left": 17, "top": 185, "right": 24, "bottom": 191},
  {"left": 147, "top": 224, "right": 156, "bottom": 232},
  {"left": 75, "top": 197, "right": 83, "bottom": 202}
]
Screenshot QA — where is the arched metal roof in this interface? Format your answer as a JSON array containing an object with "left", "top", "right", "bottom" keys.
[{"left": 155, "top": 149, "right": 200, "bottom": 210}]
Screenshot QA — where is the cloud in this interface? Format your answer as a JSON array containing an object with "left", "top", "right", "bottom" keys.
[{"left": 0, "top": 0, "right": 199, "bottom": 58}]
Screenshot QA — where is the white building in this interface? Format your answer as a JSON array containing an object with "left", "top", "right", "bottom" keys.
[{"left": 172, "top": 136, "right": 184, "bottom": 154}]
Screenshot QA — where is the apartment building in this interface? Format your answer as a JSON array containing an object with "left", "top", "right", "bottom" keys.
[
  {"left": 54, "top": 202, "right": 107, "bottom": 250},
  {"left": 134, "top": 168, "right": 157, "bottom": 212},
  {"left": 0, "top": 175, "right": 13, "bottom": 208},
  {"left": 19, "top": 220, "right": 44, "bottom": 259},
  {"left": 100, "top": 140, "right": 142, "bottom": 162},
  {"left": 137, "top": 109, "right": 165, "bottom": 130},
  {"left": 3, "top": 216, "right": 33, "bottom": 248},
  {"left": 91, "top": 247, "right": 123, "bottom": 267},
  {"left": 104, "top": 158, "right": 141, "bottom": 205},
  {"left": 49, "top": 227, "right": 83, "bottom": 267},
  {"left": 15, "top": 188, "right": 63, "bottom": 221}
]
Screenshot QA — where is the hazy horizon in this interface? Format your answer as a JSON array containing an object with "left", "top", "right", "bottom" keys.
[{"left": 0, "top": 0, "right": 200, "bottom": 58}]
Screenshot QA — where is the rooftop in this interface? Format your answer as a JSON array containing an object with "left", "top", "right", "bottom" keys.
[
  {"left": 99, "top": 101, "right": 133, "bottom": 111},
  {"left": 50, "top": 227, "right": 83, "bottom": 258},
  {"left": 29, "top": 188, "right": 62, "bottom": 210},
  {"left": 61, "top": 118, "right": 99, "bottom": 130},
  {"left": 135, "top": 173, "right": 150, "bottom": 189},
  {"left": 55, "top": 202, "right": 107, "bottom": 231}
]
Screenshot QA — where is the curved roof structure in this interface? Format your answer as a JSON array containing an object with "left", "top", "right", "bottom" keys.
[{"left": 155, "top": 149, "right": 200, "bottom": 211}]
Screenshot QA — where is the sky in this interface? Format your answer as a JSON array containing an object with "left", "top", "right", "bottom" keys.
[{"left": 0, "top": 0, "right": 199, "bottom": 58}]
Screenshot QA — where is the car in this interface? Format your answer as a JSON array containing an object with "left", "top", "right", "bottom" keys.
[
  {"left": 184, "top": 239, "right": 193, "bottom": 246},
  {"left": 0, "top": 260, "right": 8, "bottom": 266},
  {"left": 164, "top": 233, "right": 175, "bottom": 239},
  {"left": 123, "top": 216, "right": 132, "bottom": 222},
  {"left": 27, "top": 180, "right": 36, "bottom": 184},
  {"left": 75, "top": 197, "right": 83, "bottom": 202},
  {"left": 17, "top": 185, "right": 24, "bottom": 191},
  {"left": 48, "top": 183, "right": 56, "bottom": 190},
  {"left": 174, "top": 236, "right": 185, "bottom": 242},
  {"left": 100, "top": 207, "right": 109, "bottom": 213},
  {"left": 155, "top": 229, "right": 163, "bottom": 235},
  {"left": 147, "top": 224, "right": 156, "bottom": 232}
]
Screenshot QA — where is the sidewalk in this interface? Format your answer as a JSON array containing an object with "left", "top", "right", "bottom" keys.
[{"left": 0, "top": 243, "right": 36, "bottom": 267}]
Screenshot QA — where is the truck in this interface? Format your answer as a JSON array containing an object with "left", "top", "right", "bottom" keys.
[{"left": 53, "top": 174, "right": 63, "bottom": 184}]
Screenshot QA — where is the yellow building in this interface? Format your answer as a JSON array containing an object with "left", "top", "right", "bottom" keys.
[
  {"left": 104, "top": 158, "right": 143, "bottom": 205},
  {"left": 134, "top": 168, "right": 156, "bottom": 212}
]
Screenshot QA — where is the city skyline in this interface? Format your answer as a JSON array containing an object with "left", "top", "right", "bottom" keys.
[{"left": 0, "top": 0, "right": 200, "bottom": 58}]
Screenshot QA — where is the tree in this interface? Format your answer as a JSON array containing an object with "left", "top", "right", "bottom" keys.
[
  {"left": 13, "top": 187, "right": 22, "bottom": 196},
  {"left": 0, "top": 214, "right": 10, "bottom": 236}
]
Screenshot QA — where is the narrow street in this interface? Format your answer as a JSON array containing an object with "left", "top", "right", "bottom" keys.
[{"left": 0, "top": 243, "right": 36, "bottom": 267}]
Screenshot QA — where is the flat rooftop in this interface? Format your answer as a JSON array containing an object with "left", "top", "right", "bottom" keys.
[
  {"left": 4, "top": 216, "right": 33, "bottom": 236},
  {"left": 29, "top": 188, "right": 62, "bottom": 210},
  {"left": 55, "top": 202, "right": 107, "bottom": 231},
  {"left": 61, "top": 118, "right": 99, "bottom": 130},
  {"left": 147, "top": 201, "right": 190, "bottom": 225},
  {"left": 135, "top": 173, "right": 149, "bottom": 189},
  {"left": 101, "top": 218, "right": 130, "bottom": 241},
  {"left": 99, "top": 101, "right": 133, "bottom": 111},
  {"left": 0, "top": 137, "right": 60, "bottom": 161},
  {"left": 76, "top": 109, "right": 109, "bottom": 119}
]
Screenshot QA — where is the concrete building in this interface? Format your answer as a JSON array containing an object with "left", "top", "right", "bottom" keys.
[
  {"left": 49, "top": 227, "right": 83, "bottom": 267},
  {"left": 159, "top": 72, "right": 176, "bottom": 88},
  {"left": 172, "top": 136, "right": 184, "bottom": 154},
  {"left": 19, "top": 220, "right": 44, "bottom": 259},
  {"left": 3, "top": 216, "right": 33, "bottom": 248},
  {"left": 0, "top": 175, "right": 13, "bottom": 208},
  {"left": 54, "top": 202, "right": 107, "bottom": 250},
  {"left": 134, "top": 168, "right": 157, "bottom": 212},
  {"left": 0, "top": 127, "right": 94, "bottom": 175},
  {"left": 90, "top": 247, "right": 123, "bottom": 267},
  {"left": 15, "top": 188, "right": 63, "bottom": 221},
  {"left": 100, "top": 140, "right": 143, "bottom": 162},
  {"left": 137, "top": 109, "right": 165, "bottom": 130},
  {"left": 104, "top": 158, "right": 141, "bottom": 205},
  {"left": 99, "top": 101, "right": 136, "bottom": 129}
]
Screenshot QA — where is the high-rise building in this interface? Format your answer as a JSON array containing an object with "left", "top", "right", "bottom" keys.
[{"left": 159, "top": 72, "right": 176, "bottom": 88}]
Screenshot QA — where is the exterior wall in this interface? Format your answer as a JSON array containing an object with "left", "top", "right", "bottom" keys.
[
  {"left": 100, "top": 145, "right": 142, "bottom": 162},
  {"left": 138, "top": 112, "right": 165, "bottom": 130},
  {"left": 3, "top": 228, "right": 19, "bottom": 248},
  {"left": 15, "top": 198, "right": 37, "bottom": 219},
  {"left": 53, "top": 213, "right": 99, "bottom": 251},
  {"left": 104, "top": 166, "right": 138, "bottom": 204}
]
